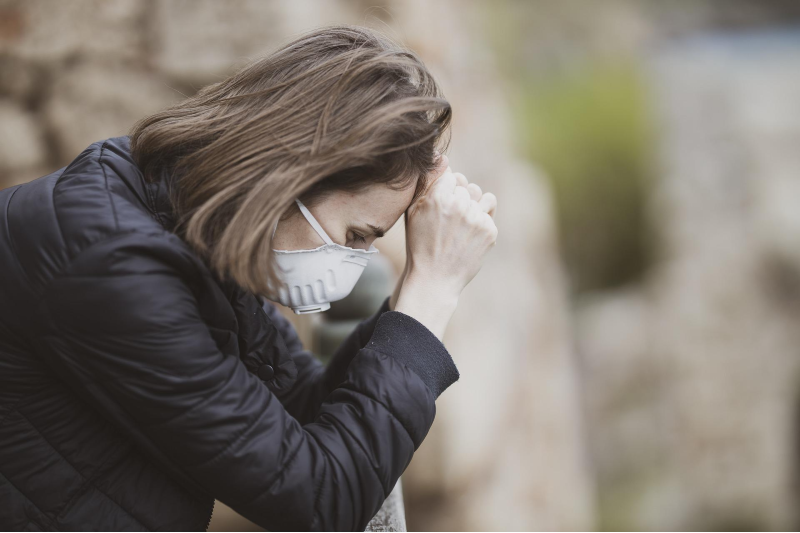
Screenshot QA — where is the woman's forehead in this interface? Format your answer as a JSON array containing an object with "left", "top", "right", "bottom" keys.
[
  {"left": 336, "top": 182, "right": 416, "bottom": 224},
  {"left": 371, "top": 184, "right": 415, "bottom": 226}
]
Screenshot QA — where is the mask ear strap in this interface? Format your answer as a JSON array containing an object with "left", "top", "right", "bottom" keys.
[{"left": 295, "top": 199, "right": 335, "bottom": 246}]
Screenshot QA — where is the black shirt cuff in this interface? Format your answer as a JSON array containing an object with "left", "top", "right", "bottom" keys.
[{"left": 366, "top": 310, "right": 460, "bottom": 399}]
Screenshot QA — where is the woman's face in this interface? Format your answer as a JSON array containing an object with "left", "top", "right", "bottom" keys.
[{"left": 272, "top": 183, "right": 417, "bottom": 251}]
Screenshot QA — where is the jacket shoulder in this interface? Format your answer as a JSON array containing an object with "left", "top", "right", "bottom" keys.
[
  {"left": 52, "top": 136, "right": 162, "bottom": 257},
  {"left": 2, "top": 137, "right": 164, "bottom": 295}
]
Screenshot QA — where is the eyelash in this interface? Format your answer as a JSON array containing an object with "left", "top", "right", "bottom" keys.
[{"left": 353, "top": 233, "right": 367, "bottom": 244}]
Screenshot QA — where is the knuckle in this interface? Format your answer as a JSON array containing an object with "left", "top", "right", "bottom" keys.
[
  {"left": 482, "top": 216, "right": 498, "bottom": 235},
  {"left": 453, "top": 189, "right": 470, "bottom": 206}
]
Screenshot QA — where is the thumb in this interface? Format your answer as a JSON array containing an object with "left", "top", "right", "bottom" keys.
[{"left": 420, "top": 155, "right": 450, "bottom": 198}]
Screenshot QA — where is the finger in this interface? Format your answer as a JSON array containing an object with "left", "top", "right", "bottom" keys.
[
  {"left": 453, "top": 172, "right": 468, "bottom": 188},
  {"left": 466, "top": 182, "right": 482, "bottom": 202},
  {"left": 453, "top": 185, "right": 471, "bottom": 205},
  {"left": 478, "top": 192, "right": 497, "bottom": 216},
  {"left": 433, "top": 166, "right": 457, "bottom": 195},
  {"left": 419, "top": 153, "right": 450, "bottom": 196}
]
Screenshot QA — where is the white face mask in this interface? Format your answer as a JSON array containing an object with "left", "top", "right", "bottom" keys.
[{"left": 264, "top": 198, "right": 379, "bottom": 314}]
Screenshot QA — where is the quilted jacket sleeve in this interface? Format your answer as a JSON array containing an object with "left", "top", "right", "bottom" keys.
[
  {"left": 262, "top": 296, "right": 393, "bottom": 425},
  {"left": 36, "top": 232, "right": 460, "bottom": 531}
]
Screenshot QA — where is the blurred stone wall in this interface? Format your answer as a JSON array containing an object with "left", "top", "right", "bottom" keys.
[
  {"left": 0, "top": 0, "right": 594, "bottom": 530},
  {"left": 576, "top": 28, "right": 800, "bottom": 530},
  {"left": 0, "top": 0, "right": 363, "bottom": 188},
  {"left": 388, "top": 3, "right": 594, "bottom": 530}
]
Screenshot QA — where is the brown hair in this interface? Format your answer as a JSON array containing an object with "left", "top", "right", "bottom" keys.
[{"left": 129, "top": 24, "right": 451, "bottom": 295}]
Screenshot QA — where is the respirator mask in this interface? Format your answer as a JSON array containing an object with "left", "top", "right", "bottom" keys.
[{"left": 264, "top": 198, "right": 379, "bottom": 314}]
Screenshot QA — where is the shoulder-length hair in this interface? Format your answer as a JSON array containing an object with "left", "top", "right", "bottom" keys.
[{"left": 129, "top": 24, "right": 451, "bottom": 295}]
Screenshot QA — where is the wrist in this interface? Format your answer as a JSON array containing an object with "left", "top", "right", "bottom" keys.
[
  {"left": 389, "top": 270, "right": 405, "bottom": 313},
  {"left": 403, "top": 269, "right": 461, "bottom": 308},
  {"left": 389, "top": 283, "right": 401, "bottom": 312},
  {"left": 389, "top": 258, "right": 412, "bottom": 311},
  {"left": 394, "top": 273, "right": 459, "bottom": 341}
]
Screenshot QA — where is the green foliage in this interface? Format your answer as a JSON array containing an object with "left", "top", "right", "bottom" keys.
[
  {"left": 515, "top": 61, "right": 655, "bottom": 293},
  {"left": 595, "top": 468, "right": 660, "bottom": 531}
]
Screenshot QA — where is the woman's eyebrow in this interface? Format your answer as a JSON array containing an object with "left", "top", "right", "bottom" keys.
[{"left": 353, "top": 223, "right": 387, "bottom": 238}]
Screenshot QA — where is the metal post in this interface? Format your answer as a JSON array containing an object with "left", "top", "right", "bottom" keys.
[{"left": 365, "top": 479, "right": 407, "bottom": 532}]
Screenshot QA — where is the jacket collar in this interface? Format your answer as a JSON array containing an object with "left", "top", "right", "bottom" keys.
[
  {"left": 147, "top": 165, "right": 179, "bottom": 233},
  {"left": 106, "top": 135, "right": 299, "bottom": 394},
  {"left": 105, "top": 135, "right": 179, "bottom": 233}
]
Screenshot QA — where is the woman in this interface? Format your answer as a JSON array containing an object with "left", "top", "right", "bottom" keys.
[{"left": 0, "top": 25, "right": 497, "bottom": 531}]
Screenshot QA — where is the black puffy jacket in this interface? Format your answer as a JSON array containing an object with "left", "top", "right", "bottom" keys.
[{"left": 0, "top": 135, "right": 460, "bottom": 531}]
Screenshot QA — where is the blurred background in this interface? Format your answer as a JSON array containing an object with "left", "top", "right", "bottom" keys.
[{"left": 3, "top": 0, "right": 800, "bottom": 530}]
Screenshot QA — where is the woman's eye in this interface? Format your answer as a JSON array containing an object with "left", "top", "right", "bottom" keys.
[{"left": 346, "top": 229, "right": 368, "bottom": 247}]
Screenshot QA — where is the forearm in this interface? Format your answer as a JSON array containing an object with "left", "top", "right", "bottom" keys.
[
  {"left": 393, "top": 272, "right": 459, "bottom": 341},
  {"left": 318, "top": 295, "right": 391, "bottom": 389},
  {"left": 389, "top": 276, "right": 402, "bottom": 311},
  {"left": 389, "top": 256, "right": 408, "bottom": 311},
  {"left": 267, "top": 296, "right": 392, "bottom": 424}
]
